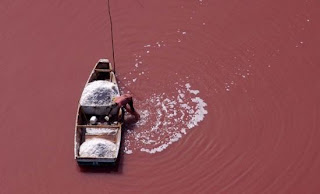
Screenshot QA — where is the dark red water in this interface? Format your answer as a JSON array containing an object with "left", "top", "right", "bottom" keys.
[{"left": 1, "top": 0, "right": 320, "bottom": 193}]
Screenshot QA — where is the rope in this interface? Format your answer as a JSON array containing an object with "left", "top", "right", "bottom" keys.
[{"left": 107, "top": 0, "right": 116, "bottom": 73}]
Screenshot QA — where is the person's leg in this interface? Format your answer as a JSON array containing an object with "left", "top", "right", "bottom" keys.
[
  {"left": 124, "top": 105, "right": 134, "bottom": 115},
  {"left": 126, "top": 98, "right": 140, "bottom": 120},
  {"left": 128, "top": 97, "right": 135, "bottom": 112},
  {"left": 108, "top": 104, "right": 120, "bottom": 121}
]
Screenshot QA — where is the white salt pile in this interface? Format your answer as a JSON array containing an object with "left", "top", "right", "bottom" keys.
[
  {"left": 79, "top": 138, "right": 116, "bottom": 158},
  {"left": 86, "top": 128, "right": 117, "bottom": 135},
  {"left": 80, "top": 80, "right": 119, "bottom": 106}
]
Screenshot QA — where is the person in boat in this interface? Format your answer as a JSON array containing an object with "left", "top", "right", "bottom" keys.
[{"left": 106, "top": 94, "right": 140, "bottom": 121}]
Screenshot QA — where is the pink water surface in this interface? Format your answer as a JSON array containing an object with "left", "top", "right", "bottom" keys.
[{"left": 0, "top": 0, "right": 320, "bottom": 193}]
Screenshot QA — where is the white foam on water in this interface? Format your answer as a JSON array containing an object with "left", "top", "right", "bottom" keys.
[
  {"left": 187, "top": 97, "right": 208, "bottom": 129},
  {"left": 124, "top": 83, "right": 208, "bottom": 154},
  {"left": 124, "top": 147, "right": 133, "bottom": 154},
  {"left": 186, "top": 83, "right": 200, "bottom": 94}
]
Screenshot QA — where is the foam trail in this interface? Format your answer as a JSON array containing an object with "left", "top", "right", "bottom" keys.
[{"left": 124, "top": 83, "right": 208, "bottom": 154}]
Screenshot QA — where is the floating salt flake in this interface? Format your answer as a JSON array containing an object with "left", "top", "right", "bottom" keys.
[
  {"left": 186, "top": 83, "right": 200, "bottom": 94},
  {"left": 125, "top": 150, "right": 133, "bottom": 154}
]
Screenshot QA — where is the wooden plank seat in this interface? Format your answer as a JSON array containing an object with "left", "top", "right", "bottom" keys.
[
  {"left": 84, "top": 134, "right": 117, "bottom": 143},
  {"left": 77, "top": 124, "right": 120, "bottom": 128},
  {"left": 94, "top": 69, "right": 113, "bottom": 72}
]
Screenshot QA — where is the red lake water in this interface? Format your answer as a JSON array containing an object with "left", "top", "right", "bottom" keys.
[{"left": 0, "top": 0, "right": 320, "bottom": 193}]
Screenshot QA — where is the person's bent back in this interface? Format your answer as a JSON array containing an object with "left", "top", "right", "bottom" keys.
[{"left": 113, "top": 94, "right": 140, "bottom": 120}]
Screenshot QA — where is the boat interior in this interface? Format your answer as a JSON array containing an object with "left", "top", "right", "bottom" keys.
[
  {"left": 75, "top": 106, "right": 122, "bottom": 158},
  {"left": 88, "top": 60, "right": 117, "bottom": 84},
  {"left": 75, "top": 60, "right": 122, "bottom": 159}
]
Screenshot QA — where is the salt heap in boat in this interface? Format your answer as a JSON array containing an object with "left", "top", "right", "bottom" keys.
[
  {"left": 86, "top": 128, "right": 117, "bottom": 135},
  {"left": 79, "top": 138, "right": 116, "bottom": 158},
  {"left": 80, "top": 80, "right": 119, "bottom": 106}
]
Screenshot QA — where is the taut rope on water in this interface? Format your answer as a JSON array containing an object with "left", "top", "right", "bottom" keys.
[{"left": 107, "top": 0, "right": 116, "bottom": 73}]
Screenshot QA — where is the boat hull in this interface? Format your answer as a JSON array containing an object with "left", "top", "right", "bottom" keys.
[{"left": 74, "top": 59, "right": 123, "bottom": 166}]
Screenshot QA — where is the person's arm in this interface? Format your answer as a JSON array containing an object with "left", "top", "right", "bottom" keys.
[{"left": 125, "top": 96, "right": 140, "bottom": 119}]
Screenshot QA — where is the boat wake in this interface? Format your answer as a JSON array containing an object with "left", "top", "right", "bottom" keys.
[{"left": 123, "top": 82, "right": 208, "bottom": 154}]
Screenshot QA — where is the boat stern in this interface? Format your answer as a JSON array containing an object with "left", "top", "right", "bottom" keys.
[{"left": 76, "top": 157, "right": 117, "bottom": 166}]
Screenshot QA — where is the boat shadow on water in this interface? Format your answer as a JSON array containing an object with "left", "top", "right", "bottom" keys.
[{"left": 78, "top": 116, "right": 139, "bottom": 173}]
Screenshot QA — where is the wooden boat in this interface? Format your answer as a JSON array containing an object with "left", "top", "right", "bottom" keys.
[{"left": 74, "top": 59, "right": 123, "bottom": 166}]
